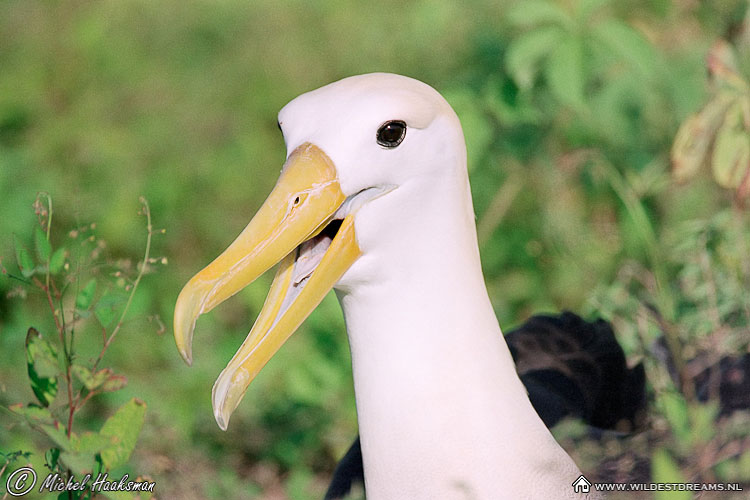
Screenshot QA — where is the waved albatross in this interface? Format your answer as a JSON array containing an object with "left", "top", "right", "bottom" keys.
[{"left": 173, "top": 73, "right": 631, "bottom": 499}]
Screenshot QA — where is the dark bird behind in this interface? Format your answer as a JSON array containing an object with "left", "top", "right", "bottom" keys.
[{"left": 325, "top": 312, "right": 647, "bottom": 500}]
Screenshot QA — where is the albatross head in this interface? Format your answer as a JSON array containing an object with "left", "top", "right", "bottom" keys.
[{"left": 174, "top": 73, "right": 471, "bottom": 430}]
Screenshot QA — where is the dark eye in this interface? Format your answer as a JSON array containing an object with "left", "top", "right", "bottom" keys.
[{"left": 376, "top": 120, "right": 407, "bottom": 148}]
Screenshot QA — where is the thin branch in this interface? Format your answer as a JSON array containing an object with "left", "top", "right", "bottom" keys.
[
  {"left": 66, "top": 365, "right": 74, "bottom": 439},
  {"left": 32, "top": 277, "right": 65, "bottom": 350},
  {"left": 0, "top": 461, "right": 8, "bottom": 486},
  {"left": 4, "top": 272, "right": 32, "bottom": 285},
  {"left": 74, "top": 390, "right": 97, "bottom": 413},
  {"left": 33, "top": 275, "right": 75, "bottom": 439},
  {"left": 93, "top": 197, "right": 153, "bottom": 370},
  {"left": 42, "top": 193, "right": 53, "bottom": 291}
]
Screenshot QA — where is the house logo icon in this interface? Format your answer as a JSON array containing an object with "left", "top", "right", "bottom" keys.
[{"left": 572, "top": 474, "right": 592, "bottom": 494}]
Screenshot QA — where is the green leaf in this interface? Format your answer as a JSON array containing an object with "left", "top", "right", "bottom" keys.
[
  {"left": 35, "top": 226, "right": 52, "bottom": 262},
  {"left": 76, "top": 278, "right": 98, "bottom": 311},
  {"left": 59, "top": 433, "right": 112, "bottom": 477},
  {"left": 0, "top": 450, "right": 32, "bottom": 465},
  {"left": 72, "top": 431, "right": 112, "bottom": 454},
  {"left": 26, "top": 327, "right": 59, "bottom": 407},
  {"left": 72, "top": 365, "right": 113, "bottom": 391},
  {"left": 95, "top": 290, "right": 127, "bottom": 328},
  {"left": 99, "top": 398, "right": 147, "bottom": 469},
  {"left": 45, "top": 447, "right": 60, "bottom": 470},
  {"left": 40, "top": 422, "right": 73, "bottom": 452},
  {"left": 659, "top": 391, "right": 691, "bottom": 443},
  {"left": 711, "top": 103, "right": 750, "bottom": 189},
  {"left": 49, "top": 247, "right": 67, "bottom": 275},
  {"left": 688, "top": 402, "right": 719, "bottom": 446},
  {"left": 592, "top": 19, "right": 657, "bottom": 77},
  {"left": 651, "top": 449, "right": 691, "bottom": 500},
  {"left": 506, "top": 26, "right": 563, "bottom": 89},
  {"left": 100, "top": 373, "right": 128, "bottom": 393},
  {"left": 9, "top": 403, "right": 56, "bottom": 426},
  {"left": 671, "top": 94, "right": 734, "bottom": 182},
  {"left": 14, "top": 235, "right": 35, "bottom": 278},
  {"left": 59, "top": 450, "right": 96, "bottom": 477},
  {"left": 544, "top": 34, "right": 585, "bottom": 109},
  {"left": 507, "top": 0, "right": 572, "bottom": 28}
]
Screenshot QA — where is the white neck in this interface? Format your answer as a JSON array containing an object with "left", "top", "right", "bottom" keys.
[{"left": 335, "top": 172, "right": 585, "bottom": 499}]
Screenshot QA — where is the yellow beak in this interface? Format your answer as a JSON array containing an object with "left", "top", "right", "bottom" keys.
[{"left": 174, "top": 142, "right": 361, "bottom": 429}]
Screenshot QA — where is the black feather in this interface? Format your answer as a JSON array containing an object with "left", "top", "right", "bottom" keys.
[
  {"left": 325, "top": 437, "right": 364, "bottom": 500},
  {"left": 694, "top": 353, "right": 750, "bottom": 416},
  {"left": 506, "top": 312, "right": 646, "bottom": 431}
]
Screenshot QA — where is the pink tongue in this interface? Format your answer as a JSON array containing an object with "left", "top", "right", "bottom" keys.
[{"left": 293, "top": 233, "right": 333, "bottom": 285}]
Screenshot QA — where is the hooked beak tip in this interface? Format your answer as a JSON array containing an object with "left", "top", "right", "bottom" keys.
[
  {"left": 180, "top": 349, "right": 193, "bottom": 366},
  {"left": 174, "top": 277, "right": 213, "bottom": 367},
  {"left": 174, "top": 319, "right": 196, "bottom": 365},
  {"left": 214, "top": 412, "right": 229, "bottom": 431},
  {"left": 212, "top": 368, "right": 242, "bottom": 431}
]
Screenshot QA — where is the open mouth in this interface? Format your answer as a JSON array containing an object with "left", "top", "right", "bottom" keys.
[
  {"left": 276, "top": 183, "right": 392, "bottom": 330},
  {"left": 293, "top": 218, "right": 343, "bottom": 287},
  {"left": 273, "top": 217, "right": 344, "bottom": 331},
  {"left": 209, "top": 210, "right": 359, "bottom": 430},
  {"left": 174, "top": 139, "right": 396, "bottom": 430}
]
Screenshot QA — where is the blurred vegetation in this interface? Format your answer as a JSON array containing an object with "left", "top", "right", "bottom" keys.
[
  {"left": 1, "top": 0, "right": 749, "bottom": 498},
  {"left": 3, "top": 193, "right": 154, "bottom": 500}
]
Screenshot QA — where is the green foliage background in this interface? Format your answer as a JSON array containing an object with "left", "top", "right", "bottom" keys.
[{"left": 1, "top": 0, "right": 749, "bottom": 498}]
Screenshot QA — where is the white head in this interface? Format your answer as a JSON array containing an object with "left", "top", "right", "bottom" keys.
[
  {"left": 282, "top": 74, "right": 473, "bottom": 290},
  {"left": 279, "top": 73, "right": 465, "bottom": 196},
  {"left": 174, "top": 73, "right": 474, "bottom": 428}
]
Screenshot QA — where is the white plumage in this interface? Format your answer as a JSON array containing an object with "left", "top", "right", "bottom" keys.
[{"left": 175, "top": 73, "right": 600, "bottom": 499}]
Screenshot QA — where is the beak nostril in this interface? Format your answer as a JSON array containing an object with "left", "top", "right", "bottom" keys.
[{"left": 288, "top": 195, "right": 303, "bottom": 216}]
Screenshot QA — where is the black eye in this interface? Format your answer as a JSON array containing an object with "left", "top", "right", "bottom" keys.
[{"left": 376, "top": 120, "right": 407, "bottom": 148}]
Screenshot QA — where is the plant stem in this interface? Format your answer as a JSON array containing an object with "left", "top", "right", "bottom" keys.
[
  {"left": 32, "top": 194, "right": 75, "bottom": 438},
  {"left": 66, "top": 364, "right": 74, "bottom": 438},
  {"left": 44, "top": 194, "right": 53, "bottom": 291},
  {"left": 93, "top": 197, "right": 153, "bottom": 370},
  {"left": 33, "top": 275, "right": 76, "bottom": 438},
  {"left": 33, "top": 277, "right": 65, "bottom": 352},
  {"left": 0, "top": 461, "right": 8, "bottom": 485}
]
